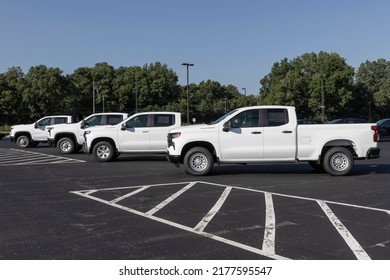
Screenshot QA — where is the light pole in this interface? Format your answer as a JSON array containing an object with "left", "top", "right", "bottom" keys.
[{"left": 182, "top": 63, "right": 194, "bottom": 124}]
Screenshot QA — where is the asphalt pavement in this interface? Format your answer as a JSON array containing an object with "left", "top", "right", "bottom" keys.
[{"left": 0, "top": 137, "right": 389, "bottom": 260}]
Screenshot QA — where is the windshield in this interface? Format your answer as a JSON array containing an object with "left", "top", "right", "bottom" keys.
[{"left": 212, "top": 109, "right": 238, "bottom": 125}]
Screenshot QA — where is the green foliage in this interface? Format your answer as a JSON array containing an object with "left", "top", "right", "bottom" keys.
[
  {"left": 260, "top": 52, "right": 355, "bottom": 121},
  {"left": 1, "top": 55, "right": 390, "bottom": 127}
]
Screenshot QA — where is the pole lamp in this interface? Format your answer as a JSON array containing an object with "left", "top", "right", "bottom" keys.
[{"left": 182, "top": 63, "right": 194, "bottom": 124}]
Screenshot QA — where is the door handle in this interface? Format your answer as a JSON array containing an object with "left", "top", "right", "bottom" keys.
[
  {"left": 251, "top": 131, "right": 262, "bottom": 134},
  {"left": 282, "top": 130, "right": 292, "bottom": 134},
  {"left": 142, "top": 130, "right": 149, "bottom": 133}
]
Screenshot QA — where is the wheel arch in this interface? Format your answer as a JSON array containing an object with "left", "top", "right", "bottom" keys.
[
  {"left": 320, "top": 139, "right": 357, "bottom": 161},
  {"left": 180, "top": 141, "right": 217, "bottom": 164},
  {"left": 55, "top": 132, "right": 77, "bottom": 145},
  {"left": 15, "top": 131, "right": 32, "bottom": 141},
  {"left": 90, "top": 137, "right": 117, "bottom": 154}
]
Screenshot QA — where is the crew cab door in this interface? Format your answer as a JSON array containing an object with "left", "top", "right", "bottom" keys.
[
  {"left": 218, "top": 109, "right": 264, "bottom": 161},
  {"left": 262, "top": 108, "right": 296, "bottom": 160},
  {"left": 118, "top": 114, "right": 150, "bottom": 151}
]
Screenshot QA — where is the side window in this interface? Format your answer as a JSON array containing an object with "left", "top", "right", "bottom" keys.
[
  {"left": 85, "top": 115, "right": 102, "bottom": 126},
  {"left": 126, "top": 115, "right": 148, "bottom": 128},
  {"left": 153, "top": 114, "right": 175, "bottom": 127},
  {"left": 37, "top": 118, "right": 51, "bottom": 126},
  {"left": 54, "top": 117, "right": 68, "bottom": 124},
  {"left": 230, "top": 109, "right": 260, "bottom": 128},
  {"left": 106, "top": 115, "right": 124, "bottom": 125},
  {"left": 265, "top": 109, "right": 289, "bottom": 127}
]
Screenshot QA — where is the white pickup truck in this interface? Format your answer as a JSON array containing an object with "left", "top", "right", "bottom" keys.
[
  {"left": 84, "top": 112, "right": 181, "bottom": 161},
  {"left": 167, "top": 106, "right": 380, "bottom": 176},
  {"left": 47, "top": 112, "right": 129, "bottom": 154},
  {"left": 9, "top": 115, "right": 80, "bottom": 148}
]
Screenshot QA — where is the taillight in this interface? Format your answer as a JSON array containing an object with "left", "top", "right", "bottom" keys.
[{"left": 371, "top": 125, "right": 378, "bottom": 142}]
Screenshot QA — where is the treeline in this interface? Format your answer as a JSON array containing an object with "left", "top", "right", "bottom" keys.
[{"left": 1, "top": 52, "right": 390, "bottom": 126}]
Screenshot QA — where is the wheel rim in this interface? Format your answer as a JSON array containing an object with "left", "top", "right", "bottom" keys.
[
  {"left": 189, "top": 152, "right": 208, "bottom": 171},
  {"left": 60, "top": 141, "right": 71, "bottom": 152},
  {"left": 17, "top": 137, "right": 29, "bottom": 147},
  {"left": 96, "top": 145, "right": 111, "bottom": 159},
  {"left": 330, "top": 152, "right": 349, "bottom": 171}
]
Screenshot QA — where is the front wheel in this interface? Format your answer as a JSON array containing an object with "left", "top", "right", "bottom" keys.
[
  {"left": 323, "top": 147, "right": 354, "bottom": 176},
  {"left": 183, "top": 147, "right": 214, "bottom": 176},
  {"left": 92, "top": 141, "right": 115, "bottom": 162},
  {"left": 16, "top": 135, "right": 31, "bottom": 148}
]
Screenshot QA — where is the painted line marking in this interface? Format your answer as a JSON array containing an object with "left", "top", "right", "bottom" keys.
[
  {"left": 111, "top": 186, "right": 151, "bottom": 204},
  {"left": 70, "top": 186, "right": 289, "bottom": 260},
  {"left": 262, "top": 192, "right": 276, "bottom": 254},
  {"left": 146, "top": 182, "right": 196, "bottom": 216},
  {"left": 0, "top": 148, "right": 85, "bottom": 165},
  {"left": 317, "top": 200, "right": 371, "bottom": 260},
  {"left": 194, "top": 186, "right": 232, "bottom": 232},
  {"left": 71, "top": 181, "right": 390, "bottom": 260}
]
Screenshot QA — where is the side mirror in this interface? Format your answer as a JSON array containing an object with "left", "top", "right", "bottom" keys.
[
  {"left": 121, "top": 123, "right": 126, "bottom": 131},
  {"left": 222, "top": 121, "right": 230, "bottom": 132},
  {"left": 34, "top": 122, "right": 39, "bottom": 129}
]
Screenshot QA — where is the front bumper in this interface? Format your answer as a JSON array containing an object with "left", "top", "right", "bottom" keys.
[
  {"left": 166, "top": 152, "right": 180, "bottom": 167},
  {"left": 47, "top": 138, "right": 55, "bottom": 147}
]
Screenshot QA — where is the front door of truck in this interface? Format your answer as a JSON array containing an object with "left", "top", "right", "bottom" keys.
[
  {"left": 218, "top": 109, "right": 264, "bottom": 161},
  {"left": 118, "top": 114, "right": 150, "bottom": 151}
]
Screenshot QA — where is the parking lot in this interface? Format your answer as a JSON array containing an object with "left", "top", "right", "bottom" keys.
[{"left": 0, "top": 138, "right": 389, "bottom": 260}]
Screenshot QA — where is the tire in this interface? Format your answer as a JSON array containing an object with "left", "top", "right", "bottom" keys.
[
  {"left": 57, "top": 137, "right": 75, "bottom": 154},
  {"left": 323, "top": 147, "right": 354, "bottom": 176},
  {"left": 184, "top": 147, "right": 213, "bottom": 176},
  {"left": 93, "top": 141, "right": 115, "bottom": 162},
  {"left": 16, "top": 135, "right": 31, "bottom": 148}
]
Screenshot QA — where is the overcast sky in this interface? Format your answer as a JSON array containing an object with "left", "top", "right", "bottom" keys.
[{"left": 1, "top": 0, "right": 389, "bottom": 95}]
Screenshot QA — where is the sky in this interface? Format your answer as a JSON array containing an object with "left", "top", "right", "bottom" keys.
[{"left": 1, "top": 0, "right": 390, "bottom": 95}]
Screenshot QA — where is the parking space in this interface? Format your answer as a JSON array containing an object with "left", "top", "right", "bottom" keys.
[{"left": 71, "top": 181, "right": 390, "bottom": 260}]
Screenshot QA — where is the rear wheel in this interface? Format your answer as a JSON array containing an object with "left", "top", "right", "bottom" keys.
[
  {"left": 323, "top": 147, "right": 354, "bottom": 176},
  {"left": 93, "top": 141, "right": 115, "bottom": 162},
  {"left": 184, "top": 147, "right": 214, "bottom": 176},
  {"left": 57, "top": 137, "right": 75, "bottom": 154},
  {"left": 16, "top": 135, "right": 30, "bottom": 148}
]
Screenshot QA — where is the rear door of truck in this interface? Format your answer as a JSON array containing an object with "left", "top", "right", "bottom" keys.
[{"left": 262, "top": 108, "right": 297, "bottom": 160}]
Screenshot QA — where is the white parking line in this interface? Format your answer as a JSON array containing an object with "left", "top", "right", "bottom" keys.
[
  {"left": 71, "top": 181, "right": 390, "bottom": 260},
  {"left": 146, "top": 182, "right": 196, "bottom": 216},
  {"left": 0, "top": 148, "right": 85, "bottom": 165},
  {"left": 111, "top": 186, "right": 151, "bottom": 204},
  {"left": 71, "top": 186, "right": 290, "bottom": 260},
  {"left": 317, "top": 200, "right": 371, "bottom": 260},
  {"left": 194, "top": 186, "right": 232, "bottom": 232},
  {"left": 262, "top": 192, "right": 276, "bottom": 255}
]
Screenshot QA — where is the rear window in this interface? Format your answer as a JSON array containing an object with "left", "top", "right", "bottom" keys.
[
  {"left": 153, "top": 114, "right": 175, "bottom": 127},
  {"left": 106, "top": 115, "right": 124, "bottom": 125},
  {"left": 54, "top": 117, "right": 68, "bottom": 124},
  {"left": 266, "top": 109, "right": 289, "bottom": 127}
]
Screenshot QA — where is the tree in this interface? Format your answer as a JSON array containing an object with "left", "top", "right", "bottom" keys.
[
  {"left": 20, "top": 65, "right": 69, "bottom": 120},
  {"left": 259, "top": 52, "right": 355, "bottom": 121},
  {"left": 356, "top": 59, "right": 390, "bottom": 118},
  {"left": 0, "top": 67, "right": 25, "bottom": 124}
]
